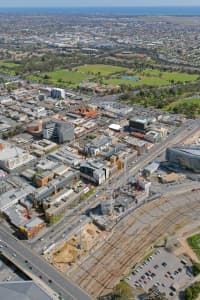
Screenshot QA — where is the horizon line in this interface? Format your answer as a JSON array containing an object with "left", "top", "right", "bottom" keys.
[{"left": 1, "top": 5, "right": 200, "bottom": 8}]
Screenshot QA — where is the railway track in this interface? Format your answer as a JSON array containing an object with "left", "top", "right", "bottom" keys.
[
  {"left": 99, "top": 210, "right": 191, "bottom": 295},
  {"left": 69, "top": 192, "right": 200, "bottom": 297}
]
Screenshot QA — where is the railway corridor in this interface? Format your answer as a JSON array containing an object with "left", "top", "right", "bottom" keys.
[{"left": 68, "top": 190, "right": 200, "bottom": 298}]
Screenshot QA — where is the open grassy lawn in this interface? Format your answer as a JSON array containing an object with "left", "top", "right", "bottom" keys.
[
  {"left": 0, "top": 61, "right": 20, "bottom": 68},
  {"left": 30, "top": 64, "right": 127, "bottom": 88},
  {"left": 187, "top": 233, "right": 200, "bottom": 259},
  {"left": 104, "top": 68, "right": 199, "bottom": 87},
  {"left": 142, "top": 68, "right": 199, "bottom": 82},
  {"left": 44, "top": 70, "right": 87, "bottom": 84},
  {"left": 73, "top": 64, "right": 127, "bottom": 76},
  {"left": 104, "top": 76, "right": 169, "bottom": 87},
  {"left": 165, "top": 97, "right": 200, "bottom": 117},
  {"left": 26, "top": 64, "right": 200, "bottom": 90},
  {"left": 166, "top": 97, "right": 200, "bottom": 110},
  {"left": 0, "top": 60, "right": 20, "bottom": 75},
  {"left": 29, "top": 69, "right": 89, "bottom": 88}
]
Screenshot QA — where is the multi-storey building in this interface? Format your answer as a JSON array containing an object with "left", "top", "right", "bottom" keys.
[
  {"left": 80, "top": 160, "right": 109, "bottom": 185},
  {"left": 43, "top": 120, "right": 74, "bottom": 144}
]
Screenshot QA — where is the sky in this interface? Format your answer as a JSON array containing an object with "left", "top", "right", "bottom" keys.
[{"left": 0, "top": 0, "right": 199, "bottom": 7}]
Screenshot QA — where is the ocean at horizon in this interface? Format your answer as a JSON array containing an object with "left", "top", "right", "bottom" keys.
[{"left": 1, "top": 6, "right": 200, "bottom": 15}]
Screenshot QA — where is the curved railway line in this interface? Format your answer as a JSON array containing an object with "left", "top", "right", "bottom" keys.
[{"left": 69, "top": 191, "right": 200, "bottom": 297}]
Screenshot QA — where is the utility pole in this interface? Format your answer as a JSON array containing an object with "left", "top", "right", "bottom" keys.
[{"left": 124, "top": 157, "right": 128, "bottom": 183}]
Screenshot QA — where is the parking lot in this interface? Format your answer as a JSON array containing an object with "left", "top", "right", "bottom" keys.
[{"left": 127, "top": 249, "right": 193, "bottom": 298}]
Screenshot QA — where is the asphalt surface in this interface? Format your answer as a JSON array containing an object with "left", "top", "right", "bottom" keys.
[
  {"left": 0, "top": 228, "right": 92, "bottom": 300},
  {"left": 30, "top": 118, "right": 200, "bottom": 253},
  {"left": 127, "top": 249, "right": 193, "bottom": 299},
  {"left": 0, "top": 119, "right": 199, "bottom": 300}
]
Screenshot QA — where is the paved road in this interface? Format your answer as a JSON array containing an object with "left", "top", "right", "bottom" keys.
[
  {"left": 0, "top": 228, "right": 92, "bottom": 300},
  {"left": 114, "top": 119, "right": 200, "bottom": 188},
  {"left": 30, "top": 118, "right": 200, "bottom": 251},
  {"left": 1, "top": 119, "right": 198, "bottom": 299}
]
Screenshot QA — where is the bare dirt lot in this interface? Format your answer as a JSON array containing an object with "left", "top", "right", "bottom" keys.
[{"left": 50, "top": 223, "right": 107, "bottom": 272}]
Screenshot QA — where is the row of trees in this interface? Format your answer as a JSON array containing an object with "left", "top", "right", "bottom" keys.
[
  {"left": 8, "top": 51, "right": 93, "bottom": 75},
  {"left": 120, "top": 81, "right": 200, "bottom": 117},
  {"left": 171, "top": 102, "right": 200, "bottom": 118}
]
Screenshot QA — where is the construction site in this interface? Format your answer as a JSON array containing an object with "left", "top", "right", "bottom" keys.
[
  {"left": 89, "top": 174, "right": 153, "bottom": 231},
  {"left": 46, "top": 223, "right": 107, "bottom": 273}
]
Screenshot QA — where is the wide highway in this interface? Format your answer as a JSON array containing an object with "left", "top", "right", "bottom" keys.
[
  {"left": 0, "top": 119, "right": 199, "bottom": 300},
  {"left": 30, "top": 118, "right": 200, "bottom": 252},
  {"left": 0, "top": 227, "right": 92, "bottom": 300}
]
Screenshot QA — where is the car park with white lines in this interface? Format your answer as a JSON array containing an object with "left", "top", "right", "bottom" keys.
[{"left": 127, "top": 249, "right": 194, "bottom": 299}]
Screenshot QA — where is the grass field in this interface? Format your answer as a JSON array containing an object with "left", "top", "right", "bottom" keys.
[
  {"left": 73, "top": 64, "right": 127, "bottom": 76},
  {"left": 187, "top": 233, "right": 200, "bottom": 259},
  {"left": 104, "top": 76, "right": 169, "bottom": 87},
  {"left": 0, "top": 60, "right": 20, "bottom": 76},
  {"left": 30, "top": 64, "right": 127, "bottom": 88},
  {"left": 25, "top": 64, "right": 200, "bottom": 90},
  {"left": 142, "top": 68, "right": 199, "bottom": 82},
  {"left": 166, "top": 97, "right": 200, "bottom": 110},
  {"left": 0, "top": 61, "right": 20, "bottom": 68},
  {"left": 104, "top": 68, "right": 199, "bottom": 87},
  {"left": 166, "top": 98, "right": 200, "bottom": 117},
  {"left": 28, "top": 70, "right": 88, "bottom": 88},
  {"left": 45, "top": 70, "right": 87, "bottom": 85}
]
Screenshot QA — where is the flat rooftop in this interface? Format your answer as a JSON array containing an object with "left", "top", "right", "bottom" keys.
[
  {"left": 24, "top": 217, "right": 44, "bottom": 229},
  {"left": 0, "top": 281, "right": 52, "bottom": 300},
  {"left": 180, "top": 147, "right": 200, "bottom": 157},
  {"left": 0, "top": 144, "right": 24, "bottom": 161},
  {"left": 89, "top": 135, "right": 112, "bottom": 148}
]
